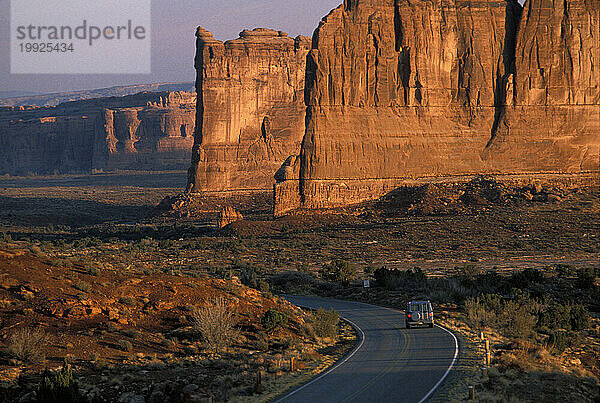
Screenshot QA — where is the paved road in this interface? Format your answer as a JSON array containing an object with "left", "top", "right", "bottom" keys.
[{"left": 276, "top": 296, "right": 458, "bottom": 403}]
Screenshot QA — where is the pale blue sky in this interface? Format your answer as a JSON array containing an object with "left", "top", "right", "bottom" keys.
[
  {"left": 0, "top": 0, "right": 341, "bottom": 94},
  {"left": 1, "top": 0, "right": 527, "bottom": 95}
]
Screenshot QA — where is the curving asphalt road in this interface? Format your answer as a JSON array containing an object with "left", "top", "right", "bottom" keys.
[{"left": 275, "top": 296, "right": 458, "bottom": 403}]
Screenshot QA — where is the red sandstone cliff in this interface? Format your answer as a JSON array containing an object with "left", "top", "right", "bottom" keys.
[
  {"left": 273, "top": 0, "right": 600, "bottom": 215},
  {"left": 187, "top": 28, "right": 311, "bottom": 192}
]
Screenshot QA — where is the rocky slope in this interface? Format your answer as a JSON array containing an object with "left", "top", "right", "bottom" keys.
[
  {"left": 187, "top": 28, "right": 311, "bottom": 192},
  {"left": 274, "top": 0, "right": 600, "bottom": 215},
  {"left": 0, "top": 92, "right": 196, "bottom": 175}
]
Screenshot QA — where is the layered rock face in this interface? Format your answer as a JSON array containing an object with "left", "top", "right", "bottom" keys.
[
  {"left": 274, "top": 0, "right": 599, "bottom": 214},
  {"left": 187, "top": 28, "right": 311, "bottom": 192},
  {"left": 487, "top": 0, "right": 600, "bottom": 172},
  {"left": 0, "top": 92, "right": 195, "bottom": 175}
]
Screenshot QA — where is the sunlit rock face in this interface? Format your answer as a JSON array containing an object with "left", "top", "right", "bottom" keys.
[
  {"left": 486, "top": 0, "right": 600, "bottom": 173},
  {"left": 0, "top": 92, "right": 196, "bottom": 175},
  {"left": 187, "top": 27, "right": 311, "bottom": 192},
  {"left": 273, "top": 0, "right": 599, "bottom": 215}
]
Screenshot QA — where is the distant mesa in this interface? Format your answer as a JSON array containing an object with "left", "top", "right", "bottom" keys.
[{"left": 0, "top": 91, "right": 196, "bottom": 175}]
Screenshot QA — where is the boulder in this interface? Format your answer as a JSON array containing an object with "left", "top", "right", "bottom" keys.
[{"left": 218, "top": 207, "right": 243, "bottom": 228}]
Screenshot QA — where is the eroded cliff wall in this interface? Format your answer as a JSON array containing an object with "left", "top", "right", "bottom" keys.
[
  {"left": 274, "top": 0, "right": 599, "bottom": 215},
  {"left": 187, "top": 28, "right": 311, "bottom": 192},
  {"left": 0, "top": 92, "right": 196, "bottom": 175}
]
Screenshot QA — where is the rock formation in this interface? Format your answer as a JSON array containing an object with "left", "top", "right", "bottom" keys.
[
  {"left": 274, "top": 0, "right": 600, "bottom": 215},
  {"left": 0, "top": 91, "right": 195, "bottom": 175},
  {"left": 187, "top": 28, "right": 311, "bottom": 192},
  {"left": 218, "top": 206, "right": 244, "bottom": 228}
]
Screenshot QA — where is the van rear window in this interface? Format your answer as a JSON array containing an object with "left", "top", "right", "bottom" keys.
[{"left": 408, "top": 302, "right": 432, "bottom": 312}]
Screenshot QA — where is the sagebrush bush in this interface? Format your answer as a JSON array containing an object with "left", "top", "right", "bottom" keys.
[
  {"left": 37, "top": 361, "right": 85, "bottom": 403},
  {"left": 73, "top": 281, "right": 91, "bottom": 292},
  {"left": 464, "top": 294, "right": 536, "bottom": 339},
  {"left": 465, "top": 297, "right": 489, "bottom": 331},
  {"left": 193, "top": 297, "right": 239, "bottom": 352},
  {"left": 255, "top": 332, "right": 270, "bottom": 351},
  {"left": 118, "top": 296, "right": 135, "bottom": 306},
  {"left": 7, "top": 328, "right": 48, "bottom": 363},
  {"left": 502, "top": 301, "right": 537, "bottom": 339},
  {"left": 569, "top": 304, "right": 590, "bottom": 331},
  {"left": 374, "top": 267, "right": 427, "bottom": 290},
  {"left": 576, "top": 268, "right": 597, "bottom": 289},
  {"left": 261, "top": 308, "right": 288, "bottom": 332},
  {"left": 118, "top": 340, "right": 133, "bottom": 352},
  {"left": 548, "top": 330, "right": 568, "bottom": 355},
  {"left": 321, "top": 260, "right": 358, "bottom": 285},
  {"left": 538, "top": 302, "right": 571, "bottom": 330},
  {"left": 509, "top": 268, "right": 544, "bottom": 288},
  {"left": 310, "top": 308, "right": 339, "bottom": 339}
]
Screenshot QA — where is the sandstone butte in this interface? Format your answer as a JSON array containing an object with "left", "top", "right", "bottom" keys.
[
  {"left": 0, "top": 91, "right": 195, "bottom": 175},
  {"left": 186, "top": 28, "right": 311, "bottom": 192},
  {"left": 186, "top": 0, "right": 600, "bottom": 215}
]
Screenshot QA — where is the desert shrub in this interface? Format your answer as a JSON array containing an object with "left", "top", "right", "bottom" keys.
[
  {"left": 118, "top": 296, "right": 135, "bottom": 306},
  {"left": 538, "top": 302, "right": 570, "bottom": 330},
  {"left": 36, "top": 361, "right": 85, "bottom": 403},
  {"left": 117, "top": 340, "right": 133, "bottom": 352},
  {"left": 297, "top": 262, "right": 311, "bottom": 274},
  {"left": 123, "top": 329, "right": 139, "bottom": 339},
  {"left": 238, "top": 264, "right": 258, "bottom": 288},
  {"left": 465, "top": 297, "right": 490, "bottom": 331},
  {"left": 30, "top": 245, "right": 46, "bottom": 258},
  {"left": 192, "top": 297, "right": 239, "bottom": 352},
  {"left": 73, "top": 281, "right": 91, "bottom": 293},
  {"left": 502, "top": 300, "right": 537, "bottom": 339},
  {"left": 255, "top": 332, "right": 270, "bottom": 351},
  {"left": 576, "top": 268, "right": 597, "bottom": 289},
  {"left": 461, "top": 263, "right": 483, "bottom": 278},
  {"left": 7, "top": 328, "right": 48, "bottom": 363},
  {"left": 509, "top": 268, "right": 544, "bottom": 289},
  {"left": 158, "top": 239, "right": 172, "bottom": 249},
  {"left": 569, "top": 304, "right": 590, "bottom": 331},
  {"left": 321, "top": 260, "right": 358, "bottom": 285},
  {"left": 213, "top": 267, "right": 234, "bottom": 280},
  {"left": 310, "top": 308, "right": 339, "bottom": 339},
  {"left": 261, "top": 309, "right": 288, "bottom": 333},
  {"left": 373, "top": 267, "right": 427, "bottom": 290},
  {"left": 85, "top": 263, "right": 101, "bottom": 276},
  {"left": 464, "top": 293, "right": 536, "bottom": 339},
  {"left": 547, "top": 330, "right": 568, "bottom": 355},
  {"left": 258, "top": 280, "right": 270, "bottom": 294},
  {"left": 269, "top": 271, "right": 318, "bottom": 294},
  {"left": 300, "top": 323, "right": 317, "bottom": 340}
]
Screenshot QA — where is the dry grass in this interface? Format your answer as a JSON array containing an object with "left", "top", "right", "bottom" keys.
[
  {"left": 7, "top": 327, "right": 48, "bottom": 363},
  {"left": 192, "top": 297, "right": 240, "bottom": 352}
]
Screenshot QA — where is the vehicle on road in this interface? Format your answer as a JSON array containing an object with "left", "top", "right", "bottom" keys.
[{"left": 405, "top": 300, "right": 434, "bottom": 328}]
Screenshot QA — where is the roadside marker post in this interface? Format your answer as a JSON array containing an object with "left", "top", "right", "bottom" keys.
[{"left": 468, "top": 385, "right": 475, "bottom": 400}]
